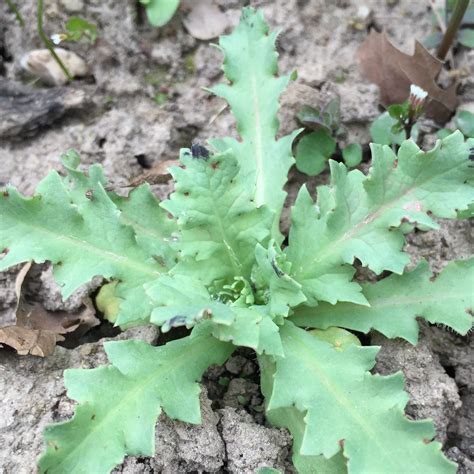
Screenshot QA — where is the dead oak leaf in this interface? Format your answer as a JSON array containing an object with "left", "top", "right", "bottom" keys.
[
  {"left": 0, "top": 326, "right": 64, "bottom": 357},
  {"left": 357, "top": 30, "right": 458, "bottom": 123},
  {"left": 0, "top": 262, "right": 99, "bottom": 357}
]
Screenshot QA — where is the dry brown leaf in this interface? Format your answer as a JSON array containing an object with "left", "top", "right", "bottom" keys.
[
  {"left": 357, "top": 30, "right": 458, "bottom": 123},
  {"left": 181, "top": 0, "right": 229, "bottom": 40},
  {"left": 0, "top": 326, "right": 64, "bottom": 357},
  {"left": 0, "top": 262, "right": 99, "bottom": 357},
  {"left": 126, "top": 159, "right": 179, "bottom": 188}
]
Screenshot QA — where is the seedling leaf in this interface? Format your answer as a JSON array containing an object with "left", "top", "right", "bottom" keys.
[
  {"left": 292, "top": 258, "right": 474, "bottom": 345},
  {"left": 38, "top": 334, "right": 233, "bottom": 473}
]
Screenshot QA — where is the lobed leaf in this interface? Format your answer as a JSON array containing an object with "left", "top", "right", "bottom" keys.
[
  {"left": 292, "top": 258, "right": 473, "bottom": 344},
  {"left": 38, "top": 334, "right": 233, "bottom": 473},
  {"left": 208, "top": 7, "right": 299, "bottom": 235},
  {"left": 162, "top": 149, "right": 272, "bottom": 284},
  {"left": 286, "top": 132, "right": 474, "bottom": 305},
  {"left": 259, "top": 354, "right": 348, "bottom": 474},
  {"left": 0, "top": 157, "right": 173, "bottom": 326},
  {"left": 265, "top": 322, "right": 456, "bottom": 474}
]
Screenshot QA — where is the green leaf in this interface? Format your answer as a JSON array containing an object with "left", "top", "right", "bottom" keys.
[
  {"left": 308, "top": 327, "right": 361, "bottom": 351},
  {"left": 146, "top": 274, "right": 235, "bottom": 329},
  {"left": 266, "top": 322, "right": 456, "bottom": 474},
  {"left": 259, "top": 353, "right": 348, "bottom": 474},
  {"left": 96, "top": 281, "right": 121, "bottom": 324},
  {"left": 162, "top": 149, "right": 272, "bottom": 284},
  {"left": 140, "top": 0, "right": 180, "bottom": 27},
  {"left": 284, "top": 185, "right": 369, "bottom": 306},
  {"left": 146, "top": 275, "right": 283, "bottom": 355},
  {"left": 295, "top": 130, "right": 336, "bottom": 176},
  {"left": 38, "top": 334, "right": 233, "bottom": 473},
  {"left": 370, "top": 112, "right": 405, "bottom": 146},
  {"left": 285, "top": 132, "right": 474, "bottom": 306},
  {"left": 342, "top": 143, "right": 362, "bottom": 168},
  {"left": 113, "top": 184, "right": 177, "bottom": 269},
  {"left": 292, "top": 259, "right": 474, "bottom": 345},
  {"left": 459, "top": 28, "right": 474, "bottom": 48},
  {"left": 257, "top": 468, "right": 281, "bottom": 474},
  {"left": 437, "top": 128, "right": 453, "bottom": 139},
  {"left": 209, "top": 7, "right": 299, "bottom": 233},
  {"left": 65, "top": 16, "right": 97, "bottom": 43},
  {"left": 0, "top": 159, "right": 166, "bottom": 327},
  {"left": 253, "top": 241, "right": 306, "bottom": 317},
  {"left": 211, "top": 306, "right": 284, "bottom": 356},
  {"left": 455, "top": 109, "right": 474, "bottom": 137}
]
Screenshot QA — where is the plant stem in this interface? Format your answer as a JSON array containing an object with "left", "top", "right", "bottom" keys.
[
  {"left": 37, "top": 0, "right": 73, "bottom": 81},
  {"left": 6, "top": 0, "right": 25, "bottom": 27},
  {"left": 436, "top": 0, "right": 470, "bottom": 61}
]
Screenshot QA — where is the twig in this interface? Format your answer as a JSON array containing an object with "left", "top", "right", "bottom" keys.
[
  {"left": 428, "top": 0, "right": 455, "bottom": 67},
  {"left": 436, "top": 0, "right": 470, "bottom": 61},
  {"left": 37, "top": 0, "right": 73, "bottom": 81},
  {"left": 6, "top": 0, "right": 25, "bottom": 27}
]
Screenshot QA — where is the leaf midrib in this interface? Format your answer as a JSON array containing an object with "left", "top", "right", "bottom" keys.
[
  {"left": 52, "top": 336, "right": 219, "bottom": 472},
  {"left": 287, "top": 327, "right": 407, "bottom": 470},
  {"left": 297, "top": 159, "right": 468, "bottom": 278},
  {"left": 5, "top": 216, "right": 160, "bottom": 278}
]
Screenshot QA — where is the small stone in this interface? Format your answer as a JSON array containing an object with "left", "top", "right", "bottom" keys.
[
  {"left": 20, "top": 48, "right": 88, "bottom": 86},
  {"left": 225, "top": 355, "right": 247, "bottom": 375},
  {"left": 60, "top": 0, "right": 84, "bottom": 12}
]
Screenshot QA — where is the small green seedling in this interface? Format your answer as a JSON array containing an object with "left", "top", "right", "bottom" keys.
[
  {"left": 439, "top": 108, "right": 474, "bottom": 139},
  {"left": 0, "top": 8, "right": 472, "bottom": 474},
  {"left": 295, "top": 98, "right": 362, "bottom": 175},
  {"left": 55, "top": 16, "right": 98, "bottom": 45}
]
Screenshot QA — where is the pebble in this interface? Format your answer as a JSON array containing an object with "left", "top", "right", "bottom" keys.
[{"left": 20, "top": 48, "right": 88, "bottom": 86}]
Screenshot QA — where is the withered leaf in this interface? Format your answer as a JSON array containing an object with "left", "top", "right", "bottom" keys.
[
  {"left": 358, "top": 30, "right": 458, "bottom": 123},
  {"left": 0, "top": 262, "right": 99, "bottom": 357},
  {"left": 126, "top": 159, "right": 179, "bottom": 188},
  {"left": 0, "top": 326, "right": 64, "bottom": 357}
]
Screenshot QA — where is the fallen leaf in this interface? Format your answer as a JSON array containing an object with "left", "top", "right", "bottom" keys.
[
  {"left": 357, "top": 30, "right": 458, "bottom": 123},
  {"left": 0, "top": 262, "right": 99, "bottom": 357},
  {"left": 126, "top": 159, "right": 179, "bottom": 187},
  {"left": 181, "top": 0, "right": 229, "bottom": 40},
  {"left": 0, "top": 326, "right": 64, "bottom": 357}
]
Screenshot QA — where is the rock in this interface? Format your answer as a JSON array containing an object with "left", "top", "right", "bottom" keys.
[
  {"left": 0, "top": 79, "right": 89, "bottom": 140},
  {"left": 113, "top": 325, "right": 160, "bottom": 346},
  {"left": 38, "top": 266, "right": 102, "bottom": 313},
  {"left": 421, "top": 324, "right": 474, "bottom": 457},
  {"left": 182, "top": 0, "right": 230, "bottom": 41},
  {"left": 60, "top": 0, "right": 84, "bottom": 12},
  {"left": 225, "top": 355, "right": 247, "bottom": 375},
  {"left": 373, "top": 333, "right": 461, "bottom": 444},
  {"left": 446, "top": 447, "right": 474, "bottom": 474},
  {"left": 223, "top": 378, "right": 261, "bottom": 410},
  {"left": 20, "top": 48, "right": 88, "bottom": 86},
  {"left": 219, "top": 408, "right": 292, "bottom": 473},
  {"left": 116, "top": 388, "right": 225, "bottom": 473},
  {"left": 0, "top": 342, "right": 108, "bottom": 472}
]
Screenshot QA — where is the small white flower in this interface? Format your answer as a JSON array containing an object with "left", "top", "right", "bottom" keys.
[
  {"left": 410, "top": 84, "right": 428, "bottom": 101},
  {"left": 50, "top": 34, "right": 65, "bottom": 45}
]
